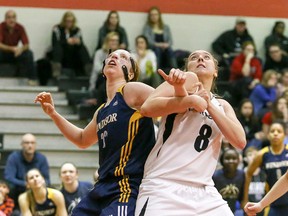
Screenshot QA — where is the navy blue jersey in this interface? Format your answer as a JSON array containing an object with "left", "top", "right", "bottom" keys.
[
  {"left": 33, "top": 188, "right": 57, "bottom": 216},
  {"left": 95, "top": 85, "right": 155, "bottom": 201},
  {"left": 261, "top": 145, "right": 288, "bottom": 207}
]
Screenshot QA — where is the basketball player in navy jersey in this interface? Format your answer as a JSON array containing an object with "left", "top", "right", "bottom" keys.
[
  {"left": 35, "top": 49, "right": 156, "bottom": 216},
  {"left": 135, "top": 50, "right": 246, "bottom": 215},
  {"left": 243, "top": 122, "right": 288, "bottom": 216}
]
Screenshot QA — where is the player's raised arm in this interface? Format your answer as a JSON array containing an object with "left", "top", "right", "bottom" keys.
[
  {"left": 34, "top": 92, "right": 98, "bottom": 149},
  {"left": 141, "top": 69, "right": 207, "bottom": 117}
]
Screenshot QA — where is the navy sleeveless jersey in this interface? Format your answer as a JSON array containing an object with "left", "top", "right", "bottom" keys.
[
  {"left": 261, "top": 145, "right": 288, "bottom": 207},
  {"left": 96, "top": 85, "right": 155, "bottom": 182},
  {"left": 33, "top": 188, "right": 57, "bottom": 216}
]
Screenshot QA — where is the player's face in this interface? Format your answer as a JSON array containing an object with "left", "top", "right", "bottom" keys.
[
  {"left": 60, "top": 163, "right": 78, "bottom": 185},
  {"left": 222, "top": 150, "right": 239, "bottom": 172},
  {"left": 26, "top": 170, "right": 45, "bottom": 189},
  {"left": 104, "top": 49, "right": 134, "bottom": 81},
  {"left": 268, "top": 123, "right": 285, "bottom": 146},
  {"left": 187, "top": 50, "right": 217, "bottom": 80},
  {"left": 241, "top": 101, "right": 253, "bottom": 118}
]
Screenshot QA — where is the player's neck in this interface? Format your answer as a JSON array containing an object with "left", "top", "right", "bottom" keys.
[
  {"left": 33, "top": 187, "right": 47, "bottom": 203},
  {"left": 64, "top": 181, "right": 79, "bottom": 193},
  {"left": 106, "top": 80, "right": 126, "bottom": 102},
  {"left": 223, "top": 169, "right": 237, "bottom": 179},
  {"left": 271, "top": 144, "right": 284, "bottom": 155}
]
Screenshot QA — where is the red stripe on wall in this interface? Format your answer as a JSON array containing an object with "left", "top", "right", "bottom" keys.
[{"left": 0, "top": 0, "right": 288, "bottom": 18}]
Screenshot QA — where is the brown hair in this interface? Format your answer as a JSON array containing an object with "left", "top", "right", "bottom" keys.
[
  {"left": 60, "top": 11, "right": 77, "bottom": 29},
  {"left": 242, "top": 41, "right": 256, "bottom": 51},
  {"left": 147, "top": 6, "right": 164, "bottom": 29},
  {"left": 271, "top": 96, "right": 288, "bottom": 121},
  {"left": 104, "top": 11, "right": 120, "bottom": 28}
]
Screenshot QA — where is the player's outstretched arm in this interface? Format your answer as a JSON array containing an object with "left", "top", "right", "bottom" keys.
[
  {"left": 35, "top": 92, "right": 98, "bottom": 149},
  {"left": 244, "top": 171, "right": 288, "bottom": 215},
  {"left": 141, "top": 69, "right": 207, "bottom": 117}
]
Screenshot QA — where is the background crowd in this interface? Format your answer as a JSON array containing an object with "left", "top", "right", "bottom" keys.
[{"left": 0, "top": 6, "right": 288, "bottom": 216}]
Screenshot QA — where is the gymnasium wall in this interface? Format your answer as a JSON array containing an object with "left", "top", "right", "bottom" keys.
[{"left": 0, "top": 0, "right": 287, "bottom": 60}]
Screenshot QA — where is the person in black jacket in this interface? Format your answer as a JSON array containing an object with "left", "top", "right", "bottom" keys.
[
  {"left": 51, "top": 11, "right": 91, "bottom": 77},
  {"left": 212, "top": 17, "right": 254, "bottom": 77}
]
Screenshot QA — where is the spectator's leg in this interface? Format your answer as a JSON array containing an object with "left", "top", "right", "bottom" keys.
[
  {"left": 16, "top": 50, "right": 37, "bottom": 81},
  {"left": 164, "top": 47, "right": 178, "bottom": 69},
  {"left": 51, "top": 43, "right": 63, "bottom": 77}
]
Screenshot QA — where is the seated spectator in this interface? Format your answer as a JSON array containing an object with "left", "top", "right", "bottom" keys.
[
  {"left": 0, "top": 10, "right": 37, "bottom": 85},
  {"left": 213, "top": 147, "right": 245, "bottom": 214},
  {"left": 261, "top": 96, "right": 288, "bottom": 138},
  {"left": 237, "top": 99, "right": 265, "bottom": 150},
  {"left": 0, "top": 180, "right": 14, "bottom": 216},
  {"left": 96, "top": 11, "right": 128, "bottom": 50},
  {"left": 276, "top": 68, "right": 288, "bottom": 96},
  {"left": 18, "top": 169, "right": 67, "bottom": 216},
  {"left": 230, "top": 41, "right": 262, "bottom": 106},
  {"left": 51, "top": 11, "right": 91, "bottom": 77},
  {"left": 131, "top": 35, "right": 161, "bottom": 88},
  {"left": 243, "top": 147, "right": 265, "bottom": 216},
  {"left": 264, "top": 43, "right": 288, "bottom": 73},
  {"left": 264, "top": 21, "right": 288, "bottom": 56},
  {"left": 143, "top": 6, "right": 177, "bottom": 71},
  {"left": 4, "top": 134, "right": 50, "bottom": 210},
  {"left": 59, "top": 162, "right": 93, "bottom": 215},
  {"left": 212, "top": 17, "right": 254, "bottom": 69},
  {"left": 249, "top": 70, "right": 278, "bottom": 118}
]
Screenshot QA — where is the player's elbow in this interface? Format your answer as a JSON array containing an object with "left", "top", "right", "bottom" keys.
[
  {"left": 140, "top": 103, "right": 154, "bottom": 117},
  {"left": 233, "top": 137, "right": 247, "bottom": 150}
]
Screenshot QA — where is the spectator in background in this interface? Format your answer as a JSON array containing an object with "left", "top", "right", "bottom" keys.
[
  {"left": 96, "top": 11, "right": 128, "bottom": 50},
  {"left": 249, "top": 70, "right": 278, "bottom": 118},
  {"left": 4, "top": 133, "right": 50, "bottom": 210},
  {"left": 18, "top": 169, "right": 67, "bottom": 216},
  {"left": 131, "top": 35, "right": 161, "bottom": 88},
  {"left": 277, "top": 69, "right": 288, "bottom": 96},
  {"left": 237, "top": 99, "right": 265, "bottom": 150},
  {"left": 0, "top": 180, "right": 14, "bottom": 216},
  {"left": 243, "top": 147, "right": 266, "bottom": 216},
  {"left": 143, "top": 6, "right": 177, "bottom": 71},
  {"left": 243, "top": 123, "right": 288, "bottom": 216},
  {"left": 213, "top": 147, "right": 245, "bottom": 214},
  {"left": 0, "top": 10, "right": 37, "bottom": 85},
  {"left": 230, "top": 41, "right": 262, "bottom": 106},
  {"left": 264, "top": 43, "right": 288, "bottom": 73},
  {"left": 264, "top": 21, "right": 288, "bottom": 56},
  {"left": 261, "top": 96, "right": 288, "bottom": 138},
  {"left": 51, "top": 11, "right": 91, "bottom": 78},
  {"left": 59, "top": 163, "right": 93, "bottom": 215},
  {"left": 212, "top": 17, "right": 254, "bottom": 69}
]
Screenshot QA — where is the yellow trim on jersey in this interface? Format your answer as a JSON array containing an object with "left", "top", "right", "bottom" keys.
[
  {"left": 47, "top": 188, "right": 54, "bottom": 200},
  {"left": 260, "top": 146, "right": 270, "bottom": 155},
  {"left": 118, "top": 85, "right": 126, "bottom": 95},
  {"left": 114, "top": 111, "right": 142, "bottom": 203}
]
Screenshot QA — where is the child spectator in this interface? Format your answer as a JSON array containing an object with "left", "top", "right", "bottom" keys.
[
  {"left": 276, "top": 69, "right": 288, "bottom": 97},
  {"left": 213, "top": 147, "right": 245, "bottom": 214},
  {"left": 131, "top": 35, "right": 161, "bottom": 88},
  {"left": 0, "top": 180, "right": 14, "bottom": 216},
  {"left": 249, "top": 70, "right": 278, "bottom": 118}
]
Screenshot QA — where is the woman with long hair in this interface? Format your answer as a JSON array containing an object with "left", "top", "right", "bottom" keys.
[{"left": 18, "top": 169, "right": 67, "bottom": 216}]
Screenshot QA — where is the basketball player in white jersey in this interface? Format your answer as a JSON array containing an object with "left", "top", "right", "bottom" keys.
[{"left": 135, "top": 50, "right": 246, "bottom": 216}]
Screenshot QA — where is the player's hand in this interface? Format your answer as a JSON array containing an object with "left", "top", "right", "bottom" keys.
[
  {"left": 158, "top": 68, "right": 186, "bottom": 88},
  {"left": 189, "top": 95, "right": 207, "bottom": 112},
  {"left": 34, "top": 92, "right": 56, "bottom": 117},
  {"left": 244, "top": 202, "right": 263, "bottom": 216}
]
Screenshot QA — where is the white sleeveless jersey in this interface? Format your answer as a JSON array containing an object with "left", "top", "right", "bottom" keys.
[{"left": 143, "top": 96, "right": 224, "bottom": 186}]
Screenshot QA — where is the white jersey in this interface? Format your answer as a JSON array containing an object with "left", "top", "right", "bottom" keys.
[{"left": 143, "top": 96, "right": 224, "bottom": 186}]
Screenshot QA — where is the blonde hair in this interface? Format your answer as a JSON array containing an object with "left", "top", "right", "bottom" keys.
[
  {"left": 261, "top": 70, "right": 278, "bottom": 87},
  {"left": 60, "top": 11, "right": 77, "bottom": 29},
  {"left": 102, "top": 31, "right": 120, "bottom": 52}
]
